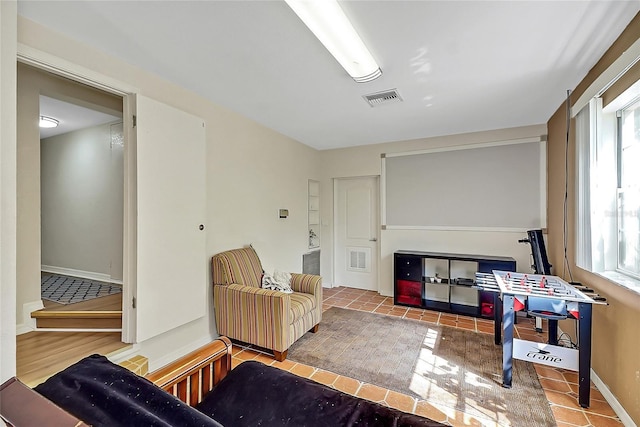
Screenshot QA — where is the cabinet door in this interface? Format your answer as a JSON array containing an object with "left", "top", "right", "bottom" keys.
[{"left": 396, "top": 255, "right": 422, "bottom": 281}]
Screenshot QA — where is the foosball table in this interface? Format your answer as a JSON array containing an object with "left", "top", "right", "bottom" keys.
[{"left": 475, "top": 271, "right": 607, "bottom": 408}]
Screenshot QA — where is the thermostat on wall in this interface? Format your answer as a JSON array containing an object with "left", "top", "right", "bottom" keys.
[{"left": 279, "top": 209, "right": 289, "bottom": 218}]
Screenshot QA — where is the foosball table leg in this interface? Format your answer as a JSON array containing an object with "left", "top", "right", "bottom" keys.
[
  {"left": 494, "top": 293, "right": 502, "bottom": 345},
  {"left": 578, "top": 302, "right": 592, "bottom": 408},
  {"left": 502, "top": 294, "right": 515, "bottom": 388},
  {"left": 548, "top": 319, "right": 559, "bottom": 345}
]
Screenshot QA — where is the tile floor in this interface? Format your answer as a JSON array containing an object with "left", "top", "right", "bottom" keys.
[{"left": 231, "top": 286, "right": 624, "bottom": 427}]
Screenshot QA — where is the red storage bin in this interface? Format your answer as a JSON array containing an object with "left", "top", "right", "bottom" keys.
[
  {"left": 396, "top": 280, "right": 421, "bottom": 306},
  {"left": 481, "top": 302, "right": 494, "bottom": 317}
]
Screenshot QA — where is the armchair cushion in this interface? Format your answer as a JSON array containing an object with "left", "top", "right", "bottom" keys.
[
  {"left": 289, "top": 292, "right": 316, "bottom": 323},
  {"left": 212, "top": 247, "right": 263, "bottom": 288}
]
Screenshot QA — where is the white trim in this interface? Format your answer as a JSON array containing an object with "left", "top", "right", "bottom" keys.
[
  {"left": 33, "top": 328, "right": 122, "bottom": 333},
  {"left": 332, "top": 178, "right": 339, "bottom": 288},
  {"left": 382, "top": 136, "right": 543, "bottom": 158},
  {"left": 106, "top": 343, "right": 141, "bottom": 365},
  {"left": 147, "top": 334, "right": 215, "bottom": 372},
  {"left": 16, "top": 300, "right": 45, "bottom": 335},
  {"left": 41, "top": 265, "right": 123, "bottom": 285},
  {"left": 16, "top": 324, "right": 32, "bottom": 336},
  {"left": 590, "top": 369, "right": 637, "bottom": 427},
  {"left": 382, "top": 225, "right": 531, "bottom": 233},
  {"left": 571, "top": 37, "right": 640, "bottom": 118},
  {"left": 17, "top": 44, "right": 137, "bottom": 96},
  {"left": 380, "top": 157, "right": 387, "bottom": 226}
]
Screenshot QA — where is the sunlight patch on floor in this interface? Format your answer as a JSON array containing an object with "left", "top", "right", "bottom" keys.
[{"left": 409, "top": 327, "right": 509, "bottom": 426}]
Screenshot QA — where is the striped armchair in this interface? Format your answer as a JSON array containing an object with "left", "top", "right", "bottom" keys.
[{"left": 212, "top": 247, "right": 322, "bottom": 361}]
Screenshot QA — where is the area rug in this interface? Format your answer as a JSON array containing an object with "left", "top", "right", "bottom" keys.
[
  {"left": 41, "top": 274, "right": 122, "bottom": 305},
  {"left": 287, "top": 307, "right": 555, "bottom": 427}
]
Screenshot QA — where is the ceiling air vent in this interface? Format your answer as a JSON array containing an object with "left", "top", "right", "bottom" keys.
[{"left": 363, "top": 89, "right": 403, "bottom": 107}]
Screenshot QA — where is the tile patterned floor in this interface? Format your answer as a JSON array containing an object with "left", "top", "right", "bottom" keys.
[
  {"left": 41, "top": 273, "right": 122, "bottom": 305},
  {"left": 231, "top": 286, "right": 624, "bottom": 427}
]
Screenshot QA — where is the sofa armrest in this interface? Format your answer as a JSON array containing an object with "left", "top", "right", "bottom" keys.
[
  {"left": 214, "top": 284, "right": 291, "bottom": 351},
  {"left": 290, "top": 273, "right": 322, "bottom": 296},
  {"left": 146, "top": 337, "right": 232, "bottom": 406}
]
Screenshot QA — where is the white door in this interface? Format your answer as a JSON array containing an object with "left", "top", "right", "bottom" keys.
[
  {"left": 134, "top": 95, "right": 207, "bottom": 342},
  {"left": 334, "top": 177, "right": 379, "bottom": 290}
]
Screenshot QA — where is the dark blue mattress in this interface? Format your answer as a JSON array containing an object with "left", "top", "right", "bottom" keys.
[
  {"left": 195, "top": 361, "right": 445, "bottom": 427},
  {"left": 35, "top": 354, "right": 445, "bottom": 426},
  {"left": 34, "top": 354, "right": 222, "bottom": 427}
]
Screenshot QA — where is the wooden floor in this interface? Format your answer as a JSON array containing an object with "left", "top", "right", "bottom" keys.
[
  {"left": 16, "top": 331, "right": 129, "bottom": 387},
  {"left": 19, "top": 294, "right": 127, "bottom": 386}
]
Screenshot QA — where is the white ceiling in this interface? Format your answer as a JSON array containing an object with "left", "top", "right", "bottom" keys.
[
  {"left": 39, "top": 95, "right": 122, "bottom": 139},
  {"left": 18, "top": 1, "right": 640, "bottom": 150}
]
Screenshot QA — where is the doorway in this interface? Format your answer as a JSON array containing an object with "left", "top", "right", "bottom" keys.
[
  {"left": 35, "top": 71, "right": 124, "bottom": 317},
  {"left": 37, "top": 95, "right": 124, "bottom": 327},
  {"left": 40, "top": 95, "right": 124, "bottom": 285},
  {"left": 333, "top": 176, "right": 380, "bottom": 291},
  {"left": 16, "top": 63, "right": 128, "bottom": 384}
]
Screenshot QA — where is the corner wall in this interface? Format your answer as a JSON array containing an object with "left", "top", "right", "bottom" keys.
[
  {"left": 546, "top": 14, "right": 640, "bottom": 425},
  {"left": 319, "top": 124, "right": 547, "bottom": 295},
  {"left": 16, "top": 16, "right": 320, "bottom": 368}
]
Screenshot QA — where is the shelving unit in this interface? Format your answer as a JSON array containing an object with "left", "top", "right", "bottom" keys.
[
  {"left": 394, "top": 250, "right": 516, "bottom": 318},
  {"left": 308, "top": 180, "right": 320, "bottom": 249}
]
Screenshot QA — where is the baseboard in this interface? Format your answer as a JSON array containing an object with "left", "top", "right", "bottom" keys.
[
  {"left": 16, "top": 300, "right": 45, "bottom": 335},
  {"left": 41, "top": 265, "right": 123, "bottom": 285},
  {"left": 107, "top": 343, "right": 141, "bottom": 365},
  {"left": 556, "top": 327, "right": 636, "bottom": 427},
  {"left": 16, "top": 323, "right": 33, "bottom": 335},
  {"left": 147, "top": 334, "right": 217, "bottom": 372},
  {"left": 590, "top": 369, "right": 637, "bottom": 427}
]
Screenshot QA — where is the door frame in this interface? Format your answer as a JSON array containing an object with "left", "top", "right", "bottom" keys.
[
  {"left": 17, "top": 44, "right": 138, "bottom": 343},
  {"left": 332, "top": 175, "right": 381, "bottom": 291}
]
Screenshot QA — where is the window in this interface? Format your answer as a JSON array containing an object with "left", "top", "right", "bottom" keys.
[
  {"left": 617, "top": 99, "right": 640, "bottom": 278},
  {"left": 576, "top": 80, "right": 640, "bottom": 293}
]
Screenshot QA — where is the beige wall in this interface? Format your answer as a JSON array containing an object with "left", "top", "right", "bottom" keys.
[
  {"left": 1, "top": 0, "right": 18, "bottom": 383},
  {"left": 318, "top": 124, "right": 547, "bottom": 295},
  {"left": 40, "top": 122, "right": 123, "bottom": 280},
  {"left": 15, "top": 17, "right": 320, "bottom": 368},
  {"left": 547, "top": 14, "right": 640, "bottom": 424},
  {"left": 15, "top": 63, "right": 123, "bottom": 327}
]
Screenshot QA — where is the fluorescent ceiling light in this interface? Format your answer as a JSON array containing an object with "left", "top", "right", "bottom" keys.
[
  {"left": 39, "top": 116, "right": 59, "bottom": 128},
  {"left": 285, "top": 0, "right": 382, "bottom": 83}
]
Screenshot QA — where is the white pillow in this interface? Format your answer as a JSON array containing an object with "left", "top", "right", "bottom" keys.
[
  {"left": 261, "top": 270, "right": 293, "bottom": 293},
  {"left": 273, "top": 270, "right": 292, "bottom": 287}
]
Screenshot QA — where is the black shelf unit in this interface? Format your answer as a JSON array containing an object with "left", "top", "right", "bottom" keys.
[{"left": 394, "top": 250, "right": 516, "bottom": 318}]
